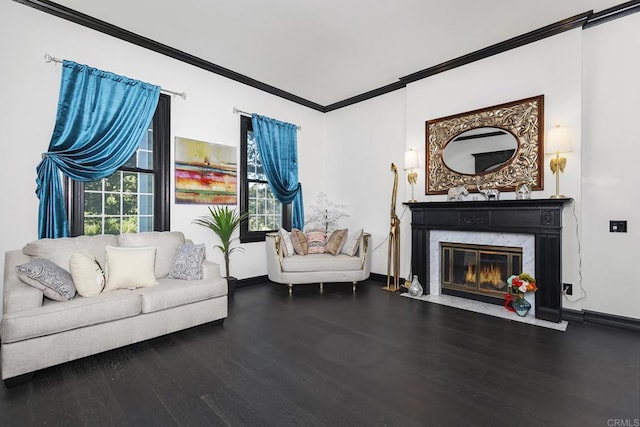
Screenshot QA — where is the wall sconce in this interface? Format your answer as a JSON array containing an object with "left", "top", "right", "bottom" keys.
[
  {"left": 404, "top": 149, "right": 419, "bottom": 202},
  {"left": 545, "top": 125, "right": 572, "bottom": 199}
]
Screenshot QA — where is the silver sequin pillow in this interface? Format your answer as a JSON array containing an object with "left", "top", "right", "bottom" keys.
[
  {"left": 168, "top": 243, "right": 206, "bottom": 280},
  {"left": 16, "top": 258, "right": 77, "bottom": 301}
]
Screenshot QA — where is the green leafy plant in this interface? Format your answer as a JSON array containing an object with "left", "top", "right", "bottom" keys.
[{"left": 193, "top": 206, "right": 248, "bottom": 279}]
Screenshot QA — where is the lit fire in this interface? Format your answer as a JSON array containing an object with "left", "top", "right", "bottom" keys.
[{"left": 465, "top": 263, "right": 504, "bottom": 288}]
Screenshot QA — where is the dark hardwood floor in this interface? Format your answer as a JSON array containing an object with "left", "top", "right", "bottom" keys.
[{"left": 1, "top": 281, "right": 638, "bottom": 426}]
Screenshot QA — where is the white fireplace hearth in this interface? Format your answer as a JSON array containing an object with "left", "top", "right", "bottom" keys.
[{"left": 401, "top": 293, "right": 568, "bottom": 331}]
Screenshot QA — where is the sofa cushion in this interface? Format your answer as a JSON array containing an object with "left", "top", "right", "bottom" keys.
[
  {"left": 168, "top": 243, "right": 206, "bottom": 280},
  {"left": 117, "top": 231, "right": 185, "bottom": 278},
  {"left": 325, "top": 229, "right": 347, "bottom": 255},
  {"left": 306, "top": 230, "right": 326, "bottom": 254},
  {"left": 281, "top": 254, "right": 362, "bottom": 272},
  {"left": 0, "top": 290, "right": 141, "bottom": 343},
  {"left": 104, "top": 246, "right": 158, "bottom": 290},
  {"left": 290, "top": 228, "right": 308, "bottom": 255},
  {"left": 16, "top": 258, "right": 77, "bottom": 301},
  {"left": 69, "top": 250, "right": 105, "bottom": 297},
  {"left": 341, "top": 228, "right": 363, "bottom": 256},
  {"left": 137, "top": 278, "right": 226, "bottom": 313},
  {"left": 23, "top": 234, "right": 117, "bottom": 272},
  {"left": 278, "top": 229, "right": 294, "bottom": 257}
]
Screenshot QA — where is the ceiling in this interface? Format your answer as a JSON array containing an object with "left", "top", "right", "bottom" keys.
[{"left": 51, "top": 0, "right": 625, "bottom": 106}]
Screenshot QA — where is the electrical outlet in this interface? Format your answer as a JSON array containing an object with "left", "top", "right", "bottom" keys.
[
  {"left": 609, "top": 220, "right": 627, "bottom": 233},
  {"left": 563, "top": 283, "right": 573, "bottom": 295}
]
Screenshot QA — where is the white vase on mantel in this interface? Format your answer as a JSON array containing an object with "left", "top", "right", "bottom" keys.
[{"left": 408, "top": 275, "right": 424, "bottom": 297}]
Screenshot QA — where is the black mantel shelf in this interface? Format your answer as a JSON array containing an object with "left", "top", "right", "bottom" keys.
[{"left": 404, "top": 198, "right": 573, "bottom": 323}]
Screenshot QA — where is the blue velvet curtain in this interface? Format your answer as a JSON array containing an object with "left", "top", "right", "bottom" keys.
[
  {"left": 251, "top": 114, "right": 304, "bottom": 229},
  {"left": 36, "top": 60, "right": 160, "bottom": 238}
]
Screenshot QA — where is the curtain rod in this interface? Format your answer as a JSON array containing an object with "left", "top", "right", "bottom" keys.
[
  {"left": 44, "top": 53, "right": 187, "bottom": 100},
  {"left": 233, "top": 107, "right": 301, "bottom": 130}
]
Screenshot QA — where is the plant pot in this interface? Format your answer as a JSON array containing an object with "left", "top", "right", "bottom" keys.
[{"left": 227, "top": 277, "right": 237, "bottom": 298}]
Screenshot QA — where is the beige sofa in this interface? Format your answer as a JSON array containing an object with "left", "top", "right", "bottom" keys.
[
  {"left": 266, "top": 232, "right": 371, "bottom": 293},
  {"left": 1, "top": 231, "right": 227, "bottom": 386}
]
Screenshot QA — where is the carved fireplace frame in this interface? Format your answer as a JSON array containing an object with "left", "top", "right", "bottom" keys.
[{"left": 405, "top": 198, "right": 572, "bottom": 323}]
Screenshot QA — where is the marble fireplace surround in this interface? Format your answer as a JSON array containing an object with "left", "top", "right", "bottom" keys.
[
  {"left": 429, "top": 231, "right": 536, "bottom": 314},
  {"left": 405, "top": 198, "right": 572, "bottom": 323}
]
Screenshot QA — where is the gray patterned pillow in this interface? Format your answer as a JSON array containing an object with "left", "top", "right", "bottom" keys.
[
  {"left": 16, "top": 258, "right": 76, "bottom": 301},
  {"left": 168, "top": 243, "right": 206, "bottom": 280}
]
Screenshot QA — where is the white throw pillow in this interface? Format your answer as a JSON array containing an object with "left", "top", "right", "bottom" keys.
[
  {"left": 69, "top": 250, "right": 105, "bottom": 297},
  {"left": 278, "top": 228, "right": 295, "bottom": 257},
  {"left": 117, "top": 231, "right": 185, "bottom": 278},
  {"left": 104, "top": 246, "right": 158, "bottom": 290},
  {"left": 341, "top": 228, "right": 363, "bottom": 256}
]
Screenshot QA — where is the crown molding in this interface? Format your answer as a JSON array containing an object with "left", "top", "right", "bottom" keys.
[
  {"left": 583, "top": 0, "right": 640, "bottom": 28},
  {"left": 399, "top": 12, "right": 591, "bottom": 85},
  {"left": 13, "top": 0, "right": 640, "bottom": 113}
]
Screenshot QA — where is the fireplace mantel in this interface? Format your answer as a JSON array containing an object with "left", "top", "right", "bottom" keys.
[{"left": 405, "top": 198, "right": 572, "bottom": 323}]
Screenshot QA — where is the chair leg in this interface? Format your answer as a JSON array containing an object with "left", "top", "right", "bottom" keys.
[
  {"left": 352, "top": 281, "right": 357, "bottom": 292},
  {"left": 288, "top": 284, "right": 293, "bottom": 295},
  {"left": 319, "top": 282, "right": 323, "bottom": 292}
]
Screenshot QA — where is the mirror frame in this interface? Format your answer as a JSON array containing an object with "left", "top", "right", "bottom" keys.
[{"left": 425, "top": 95, "right": 544, "bottom": 195}]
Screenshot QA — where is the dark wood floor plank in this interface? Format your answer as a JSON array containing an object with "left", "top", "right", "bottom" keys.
[{"left": 1, "top": 280, "right": 638, "bottom": 426}]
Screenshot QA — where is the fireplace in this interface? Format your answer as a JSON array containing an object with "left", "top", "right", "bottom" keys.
[
  {"left": 405, "top": 198, "right": 572, "bottom": 323},
  {"left": 441, "top": 243, "right": 522, "bottom": 303}
]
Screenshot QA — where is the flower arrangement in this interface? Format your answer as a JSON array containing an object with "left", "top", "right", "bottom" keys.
[{"left": 507, "top": 273, "right": 537, "bottom": 298}]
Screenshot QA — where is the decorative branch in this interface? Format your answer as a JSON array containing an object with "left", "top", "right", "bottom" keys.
[{"left": 304, "top": 192, "right": 350, "bottom": 234}]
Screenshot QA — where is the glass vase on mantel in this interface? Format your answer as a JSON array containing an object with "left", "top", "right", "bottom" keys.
[{"left": 511, "top": 295, "right": 531, "bottom": 317}]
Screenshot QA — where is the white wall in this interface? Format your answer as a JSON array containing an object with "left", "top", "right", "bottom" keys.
[
  {"left": 0, "top": 1, "right": 326, "bottom": 298},
  {"left": 581, "top": 14, "right": 640, "bottom": 319},
  {"left": 324, "top": 90, "right": 407, "bottom": 277}
]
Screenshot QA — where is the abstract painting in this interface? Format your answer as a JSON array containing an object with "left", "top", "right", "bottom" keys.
[{"left": 175, "top": 137, "right": 237, "bottom": 205}]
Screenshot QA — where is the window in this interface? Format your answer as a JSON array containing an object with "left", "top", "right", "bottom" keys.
[
  {"left": 69, "top": 94, "right": 171, "bottom": 236},
  {"left": 239, "top": 115, "right": 291, "bottom": 242}
]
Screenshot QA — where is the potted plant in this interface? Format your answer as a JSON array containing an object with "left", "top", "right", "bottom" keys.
[{"left": 193, "top": 206, "right": 248, "bottom": 296}]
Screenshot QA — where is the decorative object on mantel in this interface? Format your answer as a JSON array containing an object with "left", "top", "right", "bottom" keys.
[
  {"left": 407, "top": 275, "right": 424, "bottom": 297},
  {"left": 447, "top": 185, "right": 469, "bottom": 201},
  {"left": 476, "top": 179, "right": 500, "bottom": 201},
  {"left": 383, "top": 163, "right": 401, "bottom": 292},
  {"left": 505, "top": 273, "right": 538, "bottom": 317},
  {"left": 546, "top": 125, "right": 573, "bottom": 199},
  {"left": 515, "top": 181, "right": 532, "bottom": 200},
  {"left": 425, "top": 95, "right": 544, "bottom": 195},
  {"left": 404, "top": 149, "right": 419, "bottom": 203}
]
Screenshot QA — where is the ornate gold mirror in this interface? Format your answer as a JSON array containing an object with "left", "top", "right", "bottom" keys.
[{"left": 425, "top": 95, "right": 544, "bottom": 195}]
